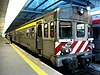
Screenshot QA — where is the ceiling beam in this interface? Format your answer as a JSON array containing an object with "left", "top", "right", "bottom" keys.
[
  {"left": 21, "top": 9, "right": 44, "bottom": 14},
  {"left": 34, "top": 0, "right": 48, "bottom": 10},
  {"left": 24, "top": 0, "right": 34, "bottom": 9},
  {"left": 42, "top": 0, "right": 60, "bottom": 11},
  {"left": 62, "top": 0, "right": 88, "bottom": 6}
]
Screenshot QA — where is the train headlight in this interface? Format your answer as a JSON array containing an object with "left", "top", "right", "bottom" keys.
[
  {"left": 60, "top": 46, "right": 70, "bottom": 55},
  {"left": 77, "top": 8, "right": 84, "bottom": 15}
]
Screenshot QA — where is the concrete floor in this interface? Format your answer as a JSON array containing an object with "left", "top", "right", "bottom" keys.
[{"left": 0, "top": 37, "right": 62, "bottom": 75}]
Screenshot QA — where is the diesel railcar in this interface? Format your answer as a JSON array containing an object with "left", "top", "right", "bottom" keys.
[
  {"left": 7, "top": 5, "right": 94, "bottom": 70},
  {"left": 92, "top": 18, "right": 100, "bottom": 61}
]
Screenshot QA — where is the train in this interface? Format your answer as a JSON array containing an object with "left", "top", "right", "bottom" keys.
[
  {"left": 6, "top": 5, "right": 94, "bottom": 71},
  {"left": 92, "top": 18, "right": 100, "bottom": 61}
]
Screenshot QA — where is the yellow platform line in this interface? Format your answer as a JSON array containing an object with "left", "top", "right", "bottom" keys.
[{"left": 10, "top": 44, "right": 48, "bottom": 75}]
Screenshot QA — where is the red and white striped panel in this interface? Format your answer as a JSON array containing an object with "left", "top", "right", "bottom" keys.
[
  {"left": 55, "top": 42, "right": 67, "bottom": 55},
  {"left": 55, "top": 41, "right": 89, "bottom": 55},
  {"left": 70, "top": 41, "right": 89, "bottom": 54}
]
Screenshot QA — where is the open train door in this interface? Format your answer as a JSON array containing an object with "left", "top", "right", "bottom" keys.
[{"left": 36, "top": 24, "right": 43, "bottom": 55}]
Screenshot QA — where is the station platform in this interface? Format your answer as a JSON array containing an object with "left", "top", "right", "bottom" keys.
[{"left": 0, "top": 37, "right": 62, "bottom": 75}]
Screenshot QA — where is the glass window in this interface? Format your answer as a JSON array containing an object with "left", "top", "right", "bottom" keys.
[
  {"left": 50, "top": 22, "right": 54, "bottom": 38},
  {"left": 59, "top": 21, "right": 72, "bottom": 39},
  {"left": 26, "top": 29, "right": 30, "bottom": 37},
  {"left": 38, "top": 25, "right": 42, "bottom": 37},
  {"left": 77, "top": 23, "right": 85, "bottom": 37},
  {"left": 31, "top": 27, "right": 35, "bottom": 38},
  {"left": 44, "top": 23, "right": 48, "bottom": 38}
]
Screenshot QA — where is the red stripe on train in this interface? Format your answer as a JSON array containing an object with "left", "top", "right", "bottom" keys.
[
  {"left": 55, "top": 42, "right": 67, "bottom": 55},
  {"left": 75, "top": 41, "right": 86, "bottom": 53},
  {"left": 70, "top": 41, "right": 78, "bottom": 52}
]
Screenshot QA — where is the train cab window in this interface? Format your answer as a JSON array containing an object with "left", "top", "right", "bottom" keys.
[
  {"left": 50, "top": 22, "right": 54, "bottom": 38},
  {"left": 59, "top": 21, "right": 72, "bottom": 39},
  {"left": 44, "top": 23, "right": 48, "bottom": 38},
  {"left": 77, "top": 23, "right": 85, "bottom": 37}
]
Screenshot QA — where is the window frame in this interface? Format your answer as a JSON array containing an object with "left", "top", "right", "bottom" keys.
[
  {"left": 50, "top": 21, "right": 55, "bottom": 38},
  {"left": 76, "top": 23, "right": 85, "bottom": 37},
  {"left": 37, "top": 24, "right": 42, "bottom": 37},
  {"left": 44, "top": 23, "right": 48, "bottom": 38},
  {"left": 59, "top": 21, "right": 72, "bottom": 39}
]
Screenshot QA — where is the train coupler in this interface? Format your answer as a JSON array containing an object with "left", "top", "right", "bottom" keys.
[
  {"left": 62, "top": 58, "right": 78, "bottom": 70},
  {"left": 78, "top": 54, "right": 92, "bottom": 68}
]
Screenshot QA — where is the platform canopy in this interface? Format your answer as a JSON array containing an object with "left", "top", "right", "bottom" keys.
[{"left": 5, "top": 0, "right": 93, "bottom": 33}]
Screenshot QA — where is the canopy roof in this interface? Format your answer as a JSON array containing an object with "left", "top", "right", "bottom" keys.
[{"left": 5, "top": 0, "right": 93, "bottom": 33}]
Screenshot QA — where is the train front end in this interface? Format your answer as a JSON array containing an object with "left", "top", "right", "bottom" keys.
[{"left": 55, "top": 5, "right": 94, "bottom": 70}]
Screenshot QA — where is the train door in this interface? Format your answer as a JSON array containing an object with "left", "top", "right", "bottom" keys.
[{"left": 36, "top": 24, "right": 43, "bottom": 55}]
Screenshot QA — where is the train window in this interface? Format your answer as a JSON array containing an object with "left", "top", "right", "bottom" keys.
[
  {"left": 31, "top": 27, "right": 35, "bottom": 38},
  {"left": 26, "top": 29, "right": 29, "bottom": 37},
  {"left": 25, "top": 29, "right": 27, "bottom": 38},
  {"left": 28, "top": 27, "right": 34, "bottom": 38},
  {"left": 77, "top": 23, "right": 85, "bottom": 37},
  {"left": 21, "top": 30, "right": 24, "bottom": 37},
  {"left": 59, "top": 21, "right": 72, "bottom": 39},
  {"left": 44, "top": 23, "right": 48, "bottom": 38},
  {"left": 50, "top": 22, "right": 54, "bottom": 38},
  {"left": 23, "top": 30, "right": 26, "bottom": 37},
  {"left": 38, "top": 24, "right": 42, "bottom": 37},
  {"left": 25, "top": 27, "right": 35, "bottom": 38}
]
